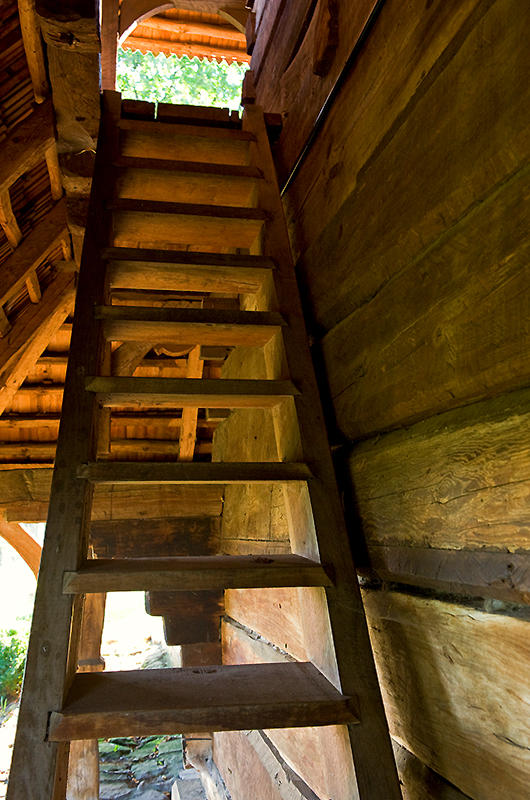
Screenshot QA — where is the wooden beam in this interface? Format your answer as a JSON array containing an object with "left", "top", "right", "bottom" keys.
[
  {"left": 181, "top": 347, "right": 201, "bottom": 462},
  {"left": 0, "top": 468, "right": 224, "bottom": 522},
  {"left": 0, "top": 100, "right": 56, "bottom": 196},
  {"left": 0, "top": 190, "right": 23, "bottom": 248},
  {"left": 101, "top": 0, "right": 119, "bottom": 90},
  {"left": 25, "top": 270, "right": 42, "bottom": 303},
  {"left": 0, "top": 272, "right": 76, "bottom": 415},
  {"left": 90, "top": 517, "right": 221, "bottom": 559},
  {"left": 0, "top": 520, "right": 41, "bottom": 577},
  {"left": 62, "top": 554, "right": 331, "bottom": 594},
  {"left": 364, "top": 545, "right": 530, "bottom": 605},
  {"left": 44, "top": 144, "right": 63, "bottom": 200},
  {"left": 122, "top": 35, "right": 251, "bottom": 63},
  {"left": 0, "top": 200, "right": 69, "bottom": 307},
  {"left": 0, "top": 439, "right": 212, "bottom": 464},
  {"left": 17, "top": 0, "right": 49, "bottom": 103},
  {"left": 138, "top": 15, "right": 246, "bottom": 43},
  {"left": 219, "top": 5, "right": 248, "bottom": 34}
]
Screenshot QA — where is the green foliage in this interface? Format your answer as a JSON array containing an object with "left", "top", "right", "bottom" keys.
[
  {"left": 116, "top": 48, "right": 248, "bottom": 111},
  {"left": 0, "top": 627, "right": 28, "bottom": 701}
]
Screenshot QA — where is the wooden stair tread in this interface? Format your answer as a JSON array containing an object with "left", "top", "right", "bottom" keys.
[
  {"left": 103, "top": 247, "right": 275, "bottom": 269},
  {"left": 78, "top": 461, "right": 312, "bottom": 484},
  {"left": 118, "top": 117, "right": 256, "bottom": 141},
  {"left": 115, "top": 155, "right": 263, "bottom": 179},
  {"left": 86, "top": 376, "right": 298, "bottom": 408},
  {"left": 62, "top": 554, "right": 333, "bottom": 593},
  {"left": 98, "top": 306, "right": 284, "bottom": 347},
  {"left": 111, "top": 198, "right": 267, "bottom": 220},
  {"left": 96, "top": 306, "right": 284, "bottom": 325},
  {"left": 48, "top": 662, "right": 358, "bottom": 741}
]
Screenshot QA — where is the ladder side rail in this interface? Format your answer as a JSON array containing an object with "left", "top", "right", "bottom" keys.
[
  {"left": 242, "top": 102, "right": 402, "bottom": 799},
  {"left": 7, "top": 91, "right": 122, "bottom": 800}
]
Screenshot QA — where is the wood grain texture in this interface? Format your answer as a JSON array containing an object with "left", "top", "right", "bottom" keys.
[
  {"left": 79, "top": 460, "right": 312, "bottom": 485},
  {"left": 0, "top": 469, "right": 223, "bottom": 522},
  {"left": 48, "top": 662, "right": 358, "bottom": 741},
  {"left": 0, "top": 201, "right": 68, "bottom": 307},
  {"left": 90, "top": 517, "right": 221, "bottom": 559},
  {"left": 363, "top": 589, "right": 530, "bottom": 800},
  {"left": 349, "top": 387, "right": 530, "bottom": 555},
  {"left": 0, "top": 99, "right": 56, "bottom": 194},
  {"left": 62, "top": 554, "right": 332, "bottom": 593},
  {"left": 0, "top": 520, "right": 41, "bottom": 577}
]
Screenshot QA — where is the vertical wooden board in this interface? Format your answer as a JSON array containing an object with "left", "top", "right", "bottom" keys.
[
  {"left": 393, "top": 742, "right": 472, "bottom": 800},
  {"left": 224, "top": 588, "right": 307, "bottom": 661},
  {"left": 349, "top": 387, "right": 530, "bottom": 551},
  {"left": 363, "top": 590, "right": 530, "bottom": 799},
  {"left": 221, "top": 619, "right": 356, "bottom": 800},
  {"left": 214, "top": 731, "right": 285, "bottom": 800}
]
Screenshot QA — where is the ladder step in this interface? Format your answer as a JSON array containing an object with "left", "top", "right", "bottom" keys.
[
  {"left": 115, "top": 161, "right": 262, "bottom": 208},
  {"left": 105, "top": 248, "right": 274, "bottom": 294},
  {"left": 86, "top": 377, "right": 299, "bottom": 409},
  {"left": 113, "top": 208, "right": 264, "bottom": 250},
  {"left": 48, "top": 662, "right": 358, "bottom": 741},
  {"left": 96, "top": 306, "right": 284, "bottom": 347},
  {"left": 62, "top": 554, "right": 332, "bottom": 593},
  {"left": 115, "top": 156, "right": 263, "bottom": 178},
  {"left": 112, "top": 198, "right": 267, "bottom": 220},
  {"left": 77, "top": 461, "right": 313, "bottom": 484},
  {"left": 119, "top": 117, "right": 256, "bottom": 141},
  {"left": 103, "top": 247, "right": 275, "bottom": 268}
]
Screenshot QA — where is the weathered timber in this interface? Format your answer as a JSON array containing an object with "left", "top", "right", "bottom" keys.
[
  {"left": 119, "top": 126, "right": 251, "bottom": 167},
  {"left": 179, "top": 345, "right": 203, "bottom": 461},
  {"left": 99, "top": 305, "right": 282, "bottom": 343},
  {"left": 146, "top": 589, "right": 224, "bottom": 617},
  {"left": 90, "top": 517, "right": 221, "bottom": 559},
  {"left": 221, "top": 618, "right": 357, "bottom": 800},
  {"left": 364, "top": 546, "right": 530, "bottom": 605},
  {"left": 0, "top": 201, "right": 69, "bottom": 307},
  {"left": 0, "top": 190, "right": 23, "bottom": 248},
  {"left": 62, "top": 554, "right": 332, "bottom": 593},
  {"left": 0, "top": 272, "right": 75, "bottom": 379},
  {"left": 116, "top": 161, "right": 260, "bottom": 207},
  {"left": 0, "top": 520, "right": 41, "bottom": 577},
  {"left": 0, "top": 99, "right": 56, "bottom": 195},
  {"left": 349, "top": 386, "right": 530, "bottom": 554},
  {"left": 48, "top": 663, "right": 358, "bottom": 741},
  {"left": 18, "top": 0, "right": 49, "bottom": 102},
  {"left": 0, "top": 273, "right": 75, "bottom": 415},
  {"left": 78, "top": 461, "right": 312, "bottom": 484},
  {"left": 363, "top": 589, "right": 530, "bottom": 800},
  {"left": 86, "top": 375, "right": 298, "bottom": 408},
  {"left": 0, "top": 469, "right": 223, "bottom": 522}
]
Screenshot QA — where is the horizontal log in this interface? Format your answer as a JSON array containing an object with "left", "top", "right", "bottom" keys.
[
  {"left": 0, "top": 439, "right": 212, "bottom": 464},
  {"left": 363, "top": 589, "right": 530, "bottom": 799},
  {"left": 87, "top": 376, "right": 298, "bottom": 408},
  {"left": 364, "top": 545, "right": 530, "bottom": 605},
  {"left": 90, "top": 517, "right": 221, "bottom": 558},
  {"left": 78, "top": 461, "right": 312, "bottom": 485},
  {"left": 349, "top": 385, "right": 530, "bottom": 555},
  {"left": 146, "top": 589, "right": 224, "bottom": 617},
  {"left": 0, "top": 468, "right": 224, "bottom": 521},
  {"left": 120, "top": 126, "right": 251, "bottom": 167}
]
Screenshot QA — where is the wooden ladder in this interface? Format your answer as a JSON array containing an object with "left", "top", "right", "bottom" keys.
[{"left": 7, "top": 90, "right": 402, "bottom": 800}]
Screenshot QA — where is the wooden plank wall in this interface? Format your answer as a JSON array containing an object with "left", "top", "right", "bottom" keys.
[{"left": 213, "top": 1, "right": 530, "bottom": 798}]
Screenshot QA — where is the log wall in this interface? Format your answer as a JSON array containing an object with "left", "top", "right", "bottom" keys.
[{"left": 213, "top": 0, "right": 530, "bottom": 798}]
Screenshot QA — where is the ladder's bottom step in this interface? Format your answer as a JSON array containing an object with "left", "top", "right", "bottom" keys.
[{"left": 48, "top": 663, "right": 358, "bottom": 740}]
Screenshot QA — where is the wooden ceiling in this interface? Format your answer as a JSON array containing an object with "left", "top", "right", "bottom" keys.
[
  {"left": 121, "top": 7, "right": 250, "bottom": 63},
  {"left": 0, "top": 1, "right": 252, "bottom": 472}
]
